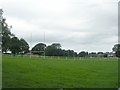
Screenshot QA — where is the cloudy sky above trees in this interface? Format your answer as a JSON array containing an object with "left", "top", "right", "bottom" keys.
[{"left": 0, "top": 0, "right": 118, "bottom": 53}]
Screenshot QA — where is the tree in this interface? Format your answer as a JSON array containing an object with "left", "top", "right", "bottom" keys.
[
  {"left": 1, "top": 18, "right": 14, "bottom": 53},
  {"left": 9, "top": 37, "right": 21, "bottom": 55},
  {"left": 89, "top": 52, "right": 97, "bottom": 57},
  {"left": 51, "top": 43, "right": 61, "bottom": 49},
  {"left": 112, "top": 44, "right": 120, "bottom": 57},
  {"left": 61, "top": 49, "right": 68, "bottom": 56},
  {"left": 31, "top": 43, "right": 46, "bottom": 55},
  {"left": 67, "top": 50, "right": 76, "bottom": 57},
  {"left": 20, "top": 38, "right": 29, "bottom": 54},
  {"left": 46, "top": 43, "right": 62, "bottom": 56},
  {"left": 1, "top": 10, "right": 29, "bottom": 55},
  {"left": 78, "top": 51, "right": 88, "bottom": 57},
  {"left": 103, "top": 53, "right": 108, "bottom": 57},
  {"left": 0, "top": 9, "right": 2, "bottom": 51},
  {"left": 97, "top": 52, "right": 104, "bottom": 57}
]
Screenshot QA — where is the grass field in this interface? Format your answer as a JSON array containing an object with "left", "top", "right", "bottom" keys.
[{"left": 2, "top": 56, "right": 118, "bottom": 88}]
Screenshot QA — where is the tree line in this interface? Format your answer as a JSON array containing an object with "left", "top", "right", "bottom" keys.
[{"left": 1, "top": 12, "right": 120, "bottom": 57}]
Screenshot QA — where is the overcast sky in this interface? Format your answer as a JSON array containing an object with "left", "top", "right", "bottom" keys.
[{"left": 0, "top": 0, "right": 119, "bottom": 53}]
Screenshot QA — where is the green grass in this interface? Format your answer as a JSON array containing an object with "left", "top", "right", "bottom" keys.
[{"left": 2, "top": 56, "right": 118, "bottom": 88}]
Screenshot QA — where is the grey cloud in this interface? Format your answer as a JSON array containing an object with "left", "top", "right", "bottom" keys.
[{"left": 0, "top": 0, "right": 118, "bottom": 52}]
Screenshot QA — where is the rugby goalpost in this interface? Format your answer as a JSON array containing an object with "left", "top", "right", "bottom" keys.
[{"left": 29, "top": 32, "right": 76, "bottom": 60}]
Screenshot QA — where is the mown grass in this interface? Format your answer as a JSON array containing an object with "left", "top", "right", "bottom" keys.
[{"left": 2, "top": 56, "right": 118, "bottom": 88}]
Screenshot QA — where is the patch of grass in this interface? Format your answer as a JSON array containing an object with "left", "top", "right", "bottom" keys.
[{"left": 2, "top": 56, "right": 118, "bottom": 88}]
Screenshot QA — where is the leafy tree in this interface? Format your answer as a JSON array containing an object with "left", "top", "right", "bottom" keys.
[
  {"left": 97, "top": 52, "right": 104, "bottom": 57},
  {"left": 1, "top": 18, "right": 14, "bottom": 53},
  {"left": 46, "top": 43, "right": 62, "bottom": 56},
  {"left": 31, "top": 43, "right": 46, "bottom": 55},
  {"left": 9, "top": 37, "right": 21, "bottom": 55},
  {"left": 20, "top": 38, "right": 29, "bottom": 54},
  {"left": 97, "top": 52, "right": 104, "bottom": 54},
  {"left": 112, "top": 44, "right": 120, "bottom": 57},
  {"left": 51, "top": 43, "right": 61, "bottom": 49},
  {"left": 89, "top": 52, "right": 97, "bottom": 57},
  {"left": 45, "top": 45, "right": 56, "bottom": 56},
  {"left": 61, "top": 49, "right": 68, "bottom": 56},
  {"left": 45, "top": 43, "right": 78, "bottom": 57},
  {"left": 67, "top": 50, "right": 76, "bottom": 57},
  {"left": 74, "top": 52, "right": 78, "bottom": 57},
  {"left": 78, "top": 51, "right": 88, "bottom": 57},
  {"left": 1, "top": 10, "right": 29, "bottom": 54},
  {"left": 103, "top": 54, "right": 108, "bottom": 57}
]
